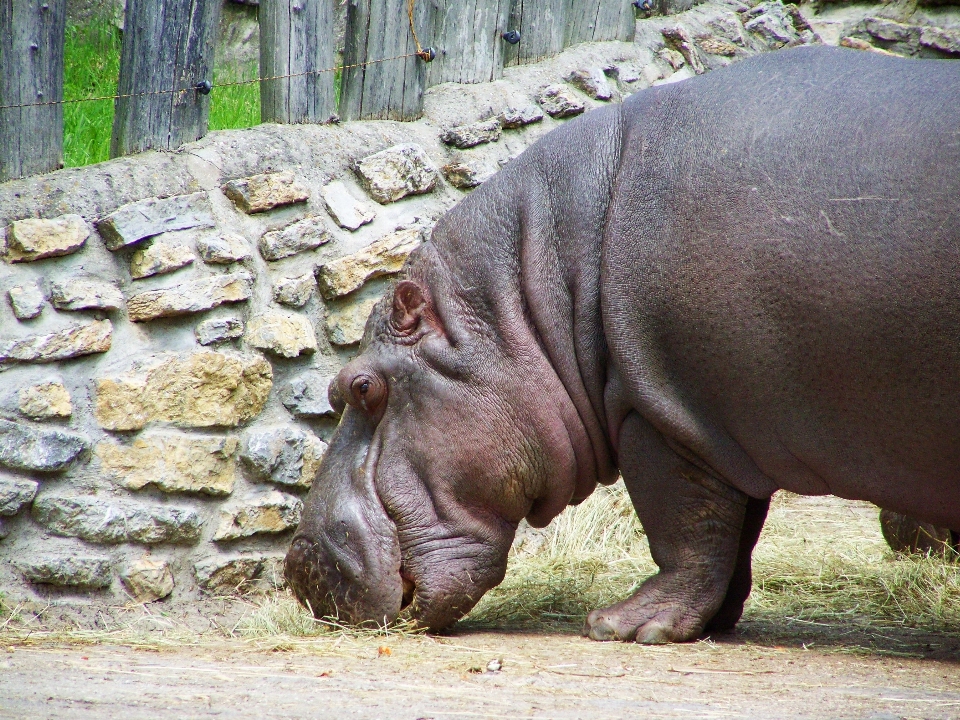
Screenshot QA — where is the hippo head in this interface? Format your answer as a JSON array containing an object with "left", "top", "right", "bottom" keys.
[{"left": 284, "top": 230, "right": 599, "bottom": 630}]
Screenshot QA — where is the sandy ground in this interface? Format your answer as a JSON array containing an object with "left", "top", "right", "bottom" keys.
[{"left": 2, "top": 495, "right": 960, "bottom": 719}]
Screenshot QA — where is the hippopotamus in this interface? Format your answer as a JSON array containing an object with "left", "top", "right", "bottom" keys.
[{"left": 285, "top": 45, "right": 960, "bottom": 643}]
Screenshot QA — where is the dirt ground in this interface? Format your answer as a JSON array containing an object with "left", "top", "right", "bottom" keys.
[{"left": 2, "top": 495, "right": 960, "bottom": 720}]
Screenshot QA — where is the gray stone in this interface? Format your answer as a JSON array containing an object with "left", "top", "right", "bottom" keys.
[
  {"left": 245, "top": 311, "right": 318, "bottom": 358},
  {"left": 279, "top": 371, "right": 338, "bottom": 418},
  {"left": 0, "top": 476, "right": 39, "bottom": 515},
  {"left": 50, "top": 277, "right": 124, "bottom": 311},
  {"left": 196, "top": 233, "right": 252, "bottom": 264},
  {"left": 321, "top": 181, "right": 377, "bottom": 231},
  {"left": 4, "top": 214, "right": 89, "bottom": 263},
  {"left": 32, "top": 494, "right": 203, "bottom": 544},
  {"left": 97, "top": 193, "right": 215, "bottom": 251},
  {"left": 258, "top": 216, "right": 331, "bottom": 261},
  {"left": 241, "top": 426, "right": 328, "bottom": 489},
  {"left": 213, "top": 490, "right": 302, "bottom": 541},
  {"left": 273, "top": 273, "right": 315, "bottom": 308},
  {"left": 498, "top": 105, "right": 544, "bottom": 129},
  {"left": 658, "top": 47, "right": 686, "bottom": 71},
  {"left": 16, "top": 555, "right": 113, "bottom": 588},
  {"left": 0, "top": 320, "right": 112, "bottom": 365},
  {"left": 662, "top": 26, "right": 707, "bottom": 75},
  {"left": 537, "top": 85, "right": 586, "bottom": 118},
  {"left": 440, "top": 118, "right": 502, "bottom": 149},
  {"left": 194, "top": 556, "right": 264, "bottom": 593},
  {"left": 222, "top": 172, "right": 310, "bottom": 214},
  {"left": 441, "top": 158, "right": 498, "bottom": 189},
  {"left": 864, "top": 17, "right": 918, "bottom": 44},
  {"left": 355, "top": 144, "right": 439, "bottom": 204},
  {"left": 0, "top": 419, "right": 87, "bottom": 472},
  {"left": 921, "top": 26, "right": 960, "bottom": 54},
  {"left": 8, "top": 282, "right": 45, "bottom": 320},
  {"left": 121, "top": 558, "right": 175, "bottom": 602},
  {"left": 127, "top": 272, "right": 253, "bottom": 322},
  {"left": 743, "top": 2, "right": 799, "bottom": 47},
  {"left": 129, "top": 239, "right": 196, "bottom": 279},
  {"left": 18, "top": 381, "right": 72, "bottom": 419},
  {"left": 325, "top": 296, "right": 378, "bottom": 346},
  {"left": 195, "top": 316, "right": 244, "bottom": 345},
  {"left": 0, "top": 319, "right": 112, "bottom": 365},
  {"left": 565, "top": 69, "right": 613, "bottom": 101}
]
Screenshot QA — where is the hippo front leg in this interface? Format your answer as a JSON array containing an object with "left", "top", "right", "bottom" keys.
[{"left": 584, "top": 412, "right": 755, "bottom": 644}]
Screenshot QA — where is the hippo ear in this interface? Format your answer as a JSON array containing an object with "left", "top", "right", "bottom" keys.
[{"left": 391, "top": 280, "right": 433, "bottom": 335}]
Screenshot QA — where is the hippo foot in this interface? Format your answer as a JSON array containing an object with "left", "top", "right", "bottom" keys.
[{"left": 583, "top": 572, "right": 717, "bottom": 644}]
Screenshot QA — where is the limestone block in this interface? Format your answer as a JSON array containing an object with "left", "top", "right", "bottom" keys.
[
  {"left": 222, "top": 171, "right": 311, "bottom": 214},
  {"left": 743, "top": 2, "right": 798, "bottom": 47},
  {"left": 95, "top": 350, "right": 272, "bottom": 431},
  {"left": 0, "top": 476, "right": 39, "bottom": 515},
  {"left": 258, "top": 216, "right": 331, "bottom": 261},
  {"left": 97, "top": 193, "right": 215, "bottom": 250},
  {"left": 130, "top": 239, "right": 196, "bottom": 279},
  {"left": 16, "top": 555, "right": 113, "bottom": 588},
  {"left": 280, "top": 370, "right": 338, "bottom": 418},
  {"left": 864, "top": 18, "right": 918, "bottom": 44},
  {"left": 19, "top": 381, "right": 72, "bottom": 419},
  {"left": 565, "top": 69, "right": 613, "bottom": 101},
  {"left": 661, "top": 26, "right": 707, "bottom": 75},
  {"left": 0, "top": 419, "right": 87, "bottom": 472},
  {"left": 355, "top": 144, "right": 439, "bottom": 204},
  {"left": 316, "top": 228, "right": 422, "bottom": 300},
  {"left": 440, "top": 118, "right": 502, "bottom": 149},
  {"left": 32, "top": 494, "right": 204, "bottom": 544},
  {"left": 4, "top": 214, "right": 89, "bottom": 262},
  {"left": 273, "top": 273, "right": 315, "bottom": 308},
  {"left": 325, "top": 296, "right": 378, "bottom": 346},
  {"left": 921, "top": 26, "right": 960, "bottom": 54},
  {"left": 698, "top": 35, "right": 740, "bottom": 56},
  {"left": 441, "top": 158, "right": 498, "bottom": 190},
  {"left": 321, "top": 180, "right": 377, "bottom": 231},
  {"left": 0, "top": 320, "right": 112, "bottom": 365},
  {"left": 196, "top": 233, "right": 252, "bottom": 264},
  {"left": 127, "top": 272, "right": 253, "bottom": 322},
  {"left": 246, "top": 311, "right": 317, "bottom": 358},
  {"left": 96, "top": 433, "right": 238, "bottom": 496},
  {"left": 121, "top": 558, "right": 175, "bottom": 602},
  {"left": 8, "top": 282, "right": 45, "bottom": 320},
  {"left": 194, "top": 556, "right": 263, "bottom": 592},
  {"left": 50, "top": 277, "right": 124, "bottom": 311},
  {"left": 195, "top": 316, "right": 244, "bottom": 345},
  {"left": 659, "top": 47, "right": 685, "bottom": 71},
  {"left": 498, "top": 105, "right": 544, "bottom": 129},
  {"left": 241, "top": 426, "right": 327, "bottom": 489},
  {"left": 213, "top": 490, "right": 302, "bottom": 541},
  {"left": 537, "top": 85, "right": 585, "bottom": 118}
]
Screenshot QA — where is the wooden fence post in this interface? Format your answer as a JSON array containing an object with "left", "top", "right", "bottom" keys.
[
  {"left": 0, "top": 0, "right": 65, "bottom": 182},
  {"left": 260, "top": 0, "right": 336, "bottom": 124},
  {"left": 425, "top": 0, "right": 511, "bottom": 87},
  {"left": 339, "top": 0, "right": 436, "bottom": 121},
  {"left": 110, "top": 0, "right": 222, "bottom": 158},
  {"left": 565, "top": 0, "right": 636, "bottom": 46},
  {"left": 502, "top": 0, "right": 566, "bottom": 65}
]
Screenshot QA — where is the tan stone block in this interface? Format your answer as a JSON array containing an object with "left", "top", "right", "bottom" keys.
[
  {"left": 222, "top": 172, "right": 310, "bottom": 214},
  {"left": 213, "top": 490, "right": 302, "bottom": 541},
  {"left": 246, "top": 311, "right": 318, "bottom": 358},
  {"left": 97, "top": 433, "right": 238, "bottom": 496},
  {"left": 19, "top": 381, "right": 72, "bottom": 419},
  {"left": 325, "top": 297, "right": 379, "bottom": 346},
  {"left": 0, "top": 320, "right": 112, "bottom": 365},
  {"left": 130, "top": 240, "right": 196, "bottom": 279},
  {"left": 121, "top": 557, "right": 175, "bottom": 602},
  {"left": 50, "top": 277, "right": 124, "bottom": 311},
  {"left": 127, "top": 272, "right": 253, "bottom": 322},
  {"left": 316, "top": 228, "right": 422, "bottom": 300},
  {"left": 95, "top": 351, "right": 272, "bottom": 431},
  {"left": 5, "top": 214, "right": 89, "bottom": 263}
]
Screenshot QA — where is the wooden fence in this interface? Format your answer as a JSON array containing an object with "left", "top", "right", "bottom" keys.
[{"left": 0, "top": 0, "right": 635, "bottom": 182}]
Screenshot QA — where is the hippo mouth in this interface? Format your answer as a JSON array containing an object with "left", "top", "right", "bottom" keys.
[{"left": 400, "top": 567, "right": 416, "bottom": 610}]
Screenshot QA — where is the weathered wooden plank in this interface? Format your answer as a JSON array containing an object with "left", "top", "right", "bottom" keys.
[
  {"left": 340, "top": 0, "right": 436, "bottom": 120},
  {"left": 565, "top": 0, "right": 635, "bottom": 45},
  {"left": 0, "top": 0, "right": 65, "bottom": 181},
  {"left": 111, "top": 0, "right": 222, "bottom": 157},
  {"left": 426, "top": 0, "right": 511, "bottom": 87},
  {"left": 503, "top": 0, "right": 566, "bottom": 65},
  {"left": 260, "top": 0, "right": 336, "bottom": 124}
]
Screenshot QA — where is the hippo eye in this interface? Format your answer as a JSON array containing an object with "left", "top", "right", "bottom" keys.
[{"left": 350, "top": 374, "right": 385, "bottom": 413}]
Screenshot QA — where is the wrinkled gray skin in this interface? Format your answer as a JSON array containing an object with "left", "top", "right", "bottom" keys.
[{"left": 286, "top": 46, "right": 960, "bottom": 642}]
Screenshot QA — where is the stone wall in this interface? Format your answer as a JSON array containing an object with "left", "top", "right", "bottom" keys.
[{"left": 1, "top": 0, "right": 957, "bottom": 612}]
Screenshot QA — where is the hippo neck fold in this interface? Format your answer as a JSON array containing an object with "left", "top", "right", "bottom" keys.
[{"left": 412, "top": 105, "right": 626, "bottom": 515}]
